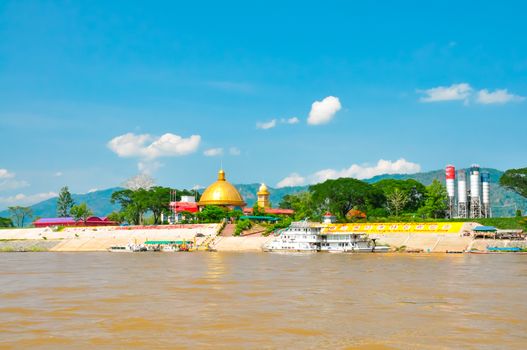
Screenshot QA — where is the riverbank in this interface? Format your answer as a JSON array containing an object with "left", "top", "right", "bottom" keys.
[
  {"left": 0, "top": 239, "right": 58, "bottom": 252},
  {"left": 1, "top": 224, "right": 525, "bottom": 253},
  {"left": 1, "top": 235, "right": 526, "bottom": 253}
]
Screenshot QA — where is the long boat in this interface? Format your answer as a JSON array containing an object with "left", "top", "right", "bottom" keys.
[
  {"left": 107, "top": 243, "right": 147, "bottom": 252},
  {"left": 264, "top": 221, "right": 389, "bottom": 253}
]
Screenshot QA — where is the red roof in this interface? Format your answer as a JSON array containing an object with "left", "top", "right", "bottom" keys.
[
  {"left": 170, "top": 201, "right": 199, "bottom": 213},
  {"left": 33, "top": 216, "right": 117, "bottom": 227}
]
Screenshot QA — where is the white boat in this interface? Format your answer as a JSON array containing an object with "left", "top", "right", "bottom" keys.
[
  {"left": 107, "top": 242, "right": 146, "bottom": 252},
  {"left": 264, "top": 221, "right": 320, "bottom": 252},
  {"left": 264, "top": 221, "right": 389, "bottom": 253},
  {"left": 107, "top": 245, "right": 134, "bottom": 252},
  {"left": 161, "top": 245, "right": 179, "bottom": 252},
  {"left": 318, "top": 232, "right": 373, "bottom": 252}
]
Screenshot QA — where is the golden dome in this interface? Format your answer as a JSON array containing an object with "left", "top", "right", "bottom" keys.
[
  {"left": 258, "top": 183, "right": 269, "bottom": 195},
  {"left": 198, "top": 170, "right": 246, "bottom": 207}
]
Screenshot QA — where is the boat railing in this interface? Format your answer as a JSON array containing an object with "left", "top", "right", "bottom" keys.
[{"left": 290, "top": 221, "right": 313, "bottom": 229}]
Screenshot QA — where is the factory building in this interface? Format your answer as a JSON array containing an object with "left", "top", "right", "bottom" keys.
[{"left": 445, "top": 164, "right": 491, "bottom": 219}]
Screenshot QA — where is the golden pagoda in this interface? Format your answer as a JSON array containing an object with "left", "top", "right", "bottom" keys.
[
  {"left": 198, "top": 169, "right": 246, "bottom": 208},
  {"left": 257, "top": 183, "right": 270, "bottom": 208}
]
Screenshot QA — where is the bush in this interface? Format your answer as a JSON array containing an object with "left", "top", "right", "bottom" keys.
[
  {"left": 265, "top": 217, "right": 292, "bottom": 236},
  {"left": 234, "top": 219, "right": 252, "bottom": 236},
  {"left": 0, "top": 217, "right": 14, "bottom": 228}
]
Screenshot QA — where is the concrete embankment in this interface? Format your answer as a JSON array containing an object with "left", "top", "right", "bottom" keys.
[
  {"left": 1, "top": 225, "right": 525, "bottom": 253},
  {"left": 0, "top": 224, "right": 221, "bottom": 252},
  {"left": 371, "top": 233, "right": 527, "bottom": 252},
  {"left": 0, "top": 239, "right": 60, "bottom": 252}
]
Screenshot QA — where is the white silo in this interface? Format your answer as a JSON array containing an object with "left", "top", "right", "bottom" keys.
[
  {"left": 481, "top": 171, "right": 491, "bottom": 218},
  {"left": 457, "top": 169, "right": 468, "bottom": 218},
  {"left": 445, "top": 165, "right": 456, "bottom": 218},
  {"left": 469, "top": 165, "right": 482, "bottom": 218}
]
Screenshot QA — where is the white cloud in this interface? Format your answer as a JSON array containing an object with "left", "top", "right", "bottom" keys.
[
  {"left": 192, "top": 184, "right": 205, "bottom": 191},
  {"left": 311, "top": 159, "right": 421, "bottom": 182},
  {"left": 204, "top": 148, "right": 224, "bottom": 157},
  {"left": 258, "top": 117, "right": 300, "bottom": 130},
  {"left": 229, "top": 147, "right": 241, "bottom": 156},
  {"left": 0, "top": 169, "right": 15, "bottom": 179},
  {"left": 307, "top": 96, "right": 342, "bottom": 125},
  {"left": 256, "top": 119, "right": 277, "bottom": 130},
  {"left": 418, "top": 83, "right": 472, "bottom": 103},
  {"left": 0, "top": 169, "right": 29, "bottom": 191},
  {"left": 281, "top": 117, "right": 300, "bottom": 125},
  {"left": 276, "top": 173, "right": 306, "bottom": 188},
  {"left": 276, "top": 159, "right": 421, "bottom": 188},
  {"left": 0, "top": 192, "right": 58, "bottom": 209},
  {"left": 108, "top": 132, "right": 201, "bottom": 159},
  {"left": 87, "top": 188, "right": 98, "bottom": 193},
  {"left": 54, "top": 171, "right": 63, "bottom": 177},
  {"left": 476, "top": 89, "right": 525, "bottom": 104}
]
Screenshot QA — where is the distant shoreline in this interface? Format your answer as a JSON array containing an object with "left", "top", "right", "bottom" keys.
[{"left": 1, "top": 223, "right": 525, "bottom": 253}]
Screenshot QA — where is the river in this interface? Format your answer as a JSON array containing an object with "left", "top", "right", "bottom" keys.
[{"left": 1, "top": 252, "right": 526, "bottom": 349}]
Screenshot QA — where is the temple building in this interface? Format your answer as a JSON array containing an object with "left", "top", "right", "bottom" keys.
[
  {"left": 257, "top": 183, "right": 270, "bottom": 208},
  {"left": 243, "top": 183, "right": 295, "bottom": 216},
  {"left": 197, "top": 169, "right": 246, "bottom": 210}
]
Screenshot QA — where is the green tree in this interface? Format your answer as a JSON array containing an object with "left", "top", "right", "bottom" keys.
[
  {"left": 111, "top": 186, "right": 199, "bottom": 225},
  {"left": 386, "top": 188, "right": 409, "bottom": 217},
  {"left": 146, "top": 186, "right": 171, "bottom": 224},
  {"left": 373, "top": 179, "right": 427, "bottom": 213},
  {"left": 56, "top": 186, "right": 75, "bottom": 217},
  {"left": 111, "top": 189, "right": 146, "bottom": 225},
  {"left": 279, "top": 192, "right": 316, "bottom": 220},
  {"left": 500, "top": 168, "right": 527, "bottom": 198},
  {"left": 310, "top": 178, "right": 385, "bottom": 221},
  {"left": 8, "top": 206, "right": 33, "bottom": 227},
  {"left": 417, "top": 179, "right": 448, "bottom": 219},
  {"left": 70, "top": 202, "right": 93, "bottom": 224},
  {"left": 196, "top": 205, "right": 229, "bottom": 223},
  {"left": 251, "top": 202, "right": 266, "bottom": 216},
  {"left": 0, "top": 217, "right": 14, "bottom": 227},
  {"left": 179, "top": 211, "right": 197, "bottom": 224},
  {"left": 106, "top": 211, "right": 125, "bottom": 224}
]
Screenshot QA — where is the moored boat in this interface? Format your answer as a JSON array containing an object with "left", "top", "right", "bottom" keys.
[
  {"left": 107, "top": 242, "right": 146, "bottom": 252},
  {"left": 264, "top": 221, "right": 389, "bottom": 253}
]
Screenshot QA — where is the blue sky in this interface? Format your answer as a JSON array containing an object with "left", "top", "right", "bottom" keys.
[{"left": 1, "top": 0, "right": 526, "bottom": 208}]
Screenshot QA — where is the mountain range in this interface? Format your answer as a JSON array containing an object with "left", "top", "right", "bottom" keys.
[{"left": 1, "top": 168, "right": 526, "bottom": 223}]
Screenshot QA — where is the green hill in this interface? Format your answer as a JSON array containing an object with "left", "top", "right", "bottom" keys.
[
  {"left": 0, "top": 187, "right": 123, "bottom": 221},
  {"left": 365, "top": 168, "right": 527, "bottom": 217},
  {"left": 1, "top": 168, "right": 526, "bottom": 225}
]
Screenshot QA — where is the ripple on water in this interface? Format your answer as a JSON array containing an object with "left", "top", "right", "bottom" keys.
[
  {"left": 0, "top": 253, "right": 526, "bottom": 349},
  {"left": 0, "top": 307, "right": 36, "bottom": 315},
  {"left": 102, "top": 317, "right": 171, "bottom": 333}
]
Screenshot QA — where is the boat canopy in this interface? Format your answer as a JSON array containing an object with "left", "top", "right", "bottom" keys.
[
  {"left": 144, "top": 240, "right": 188, "bottom": 245},
  {"left": 473, "top": 226, "right": 497, "bottom": 232},
  {"left": 239, "top": 215, "right": 280, "bottom": 221}
]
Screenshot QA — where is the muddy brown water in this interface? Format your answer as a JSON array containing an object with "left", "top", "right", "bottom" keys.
[{"left": 0, "top": 252, "right": 526, "bottom": 349}]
